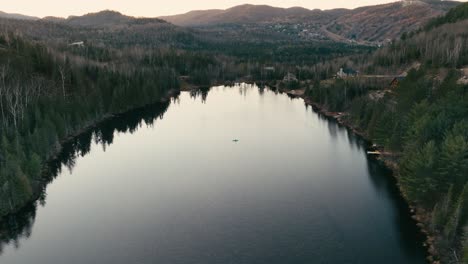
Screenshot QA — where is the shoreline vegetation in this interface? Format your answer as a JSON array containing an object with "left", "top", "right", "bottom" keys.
[
  {"left": 285, "top": 87, "right": 443, "bottom": 263},
  {"left": 0, "top": 89, "right": 180, "bottom": 218},
  {"left": 1, "top": 81, "right": 444, "bottom": 263},
  {"left": 0, "top": 74, "right": 465, "bottom": 263}
]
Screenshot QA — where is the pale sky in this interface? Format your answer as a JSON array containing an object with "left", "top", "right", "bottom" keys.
[{"left": 0, "top": 0, "right": 463, "bottom": 18}]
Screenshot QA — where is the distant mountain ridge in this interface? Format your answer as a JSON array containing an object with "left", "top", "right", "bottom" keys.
[
  {"left": 0, "top": 10, "right": 168, "bottom": 28},
  {"left": 0, "top": 11, "right": 38, "bottom": 20},
  {"left": 0, "top": 0, "right": 462, "bottom": 43},
  {"left": 160, "top": 1, "right": 461, "bottom": 43},
  {"left": 65, "top": 10, "right": 133, "bottom": 27},
  {"left": 161, "top": 1, "right": 458, "bottom": 26},
  {"left": 159, "top": 4, "right": 316, "bottom": 26},
  {"left": 45, "top": 10, "right": 167, "bottom": 27},
  {"left": 0, "top": 10, "right": 194, "bottom": 50}
]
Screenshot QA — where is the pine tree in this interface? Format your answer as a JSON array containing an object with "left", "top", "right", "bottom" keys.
[
  {"left": 432, "top": 185, "right": 454, "bottom": 229},
  {"left": 463, "top": 228, "right": 468, "bottom": 264},
  {"left": 400, "top": 141, "right": 440, "bottom": 204},
  {"left": 438, "top": 134, "right": 468, "bottom": 190},
  {"left": 444, "top": 184, "right": 468, "bottom": 242}
]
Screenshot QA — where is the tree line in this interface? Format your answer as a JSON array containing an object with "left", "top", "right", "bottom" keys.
[
  {"left": 0, "top": 31, "right": 182, "bottom": 217},
  {"left": 303, "top": 4, "right": 468, "bottom": 262}
]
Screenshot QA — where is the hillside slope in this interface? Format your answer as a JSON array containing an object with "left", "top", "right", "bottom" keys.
[
  {"left": 65, "top": 10, "right": 134, "bottom": 27},
  {"left": 160, "top": 4, "right": 313, "bottom": 26},
  {"left": 0, "top": 11, "right": 38, "bottom": 20},
  {"left": 328, "top": 0, "right": 455, "bottom": 42},
  {"left": 0, "top": 11, "right": 198, "bottom": 49},
  {"left": 161, "top": 1, "right": 460, "bottom": 43}
]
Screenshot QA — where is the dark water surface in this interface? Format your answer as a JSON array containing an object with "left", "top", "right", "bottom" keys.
[{"left": 0, "top": 84, "right": 426, "bottom": 264}]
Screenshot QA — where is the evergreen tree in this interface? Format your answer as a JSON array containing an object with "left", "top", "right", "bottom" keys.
[
  {"left": 438, "top": 134, "right": 468, "bottom": 191},
  {"left": 432, "top": 185, "right": 454, "bottom": 229},
  {"left": 400, "top": 141, "right": 439, "bottom": 204},
  {"left": 463, "top": 228, "right": 468, "bottom": 264}
]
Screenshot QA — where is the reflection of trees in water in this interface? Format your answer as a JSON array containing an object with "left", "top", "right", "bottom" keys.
[
  {"left": 0, "top": 203, "right": 36, "bottom": 254},
  {"left": 190, "top": 87, "right": 210, "bottom": 103},
  {"left": 313, "top": 104, "right": 425, "bottom": 260},
  {"left": 238, "top": 83, "right": 257, "bottom": 98},
  {"left": 0, "top": 101, "right": 170, "bottom": 253},
  {"left": 365, "top": 158, "right": 426, "bottom": 258},
  {"left": 258, "top": 85, "right": 266, "bottom": 95},
  {"left": 313, "top": 108, "right": 366, "bottom": 152},
  {"left": 349, "top": 130, "right": 365, "bottom": 152},
  {"left": 327, "top": 121, "right": 339, "bottom": 140},
  {"left": 0, "top": 89, "right": 426, "bottom": 260}
]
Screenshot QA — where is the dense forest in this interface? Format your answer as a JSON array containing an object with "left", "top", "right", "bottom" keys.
[
  {"left": 305, "top": 3, "right": 468, "bottom": 263},
  {"left": 0, "top": 32, "right": 181, "bottom": 217}
]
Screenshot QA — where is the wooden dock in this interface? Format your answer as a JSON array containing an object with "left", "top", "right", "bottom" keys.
[{"left": 367, "top": 151, "right": 395, "bottom": 156}]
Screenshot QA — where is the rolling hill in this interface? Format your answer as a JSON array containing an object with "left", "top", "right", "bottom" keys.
[
  {"left": 0, "top": 10, "right": 198, "bottom": 50},
  {"left": 0, "top": 1, "right": 462, "bottom": 46},
  {"left": 43, "top": 10, "right": 168, "bottom": 28},
  {"left": 159, "top": 4, "right": 315, "bottom": 26},
  {"left": 328, "top": 0, "right": 459, "bottom": 42},
  {"left": 0, "top": 11, "right": 38, "bottom": 20},
  {"left": 161, "top": 0, "right": 461, "bottom": 43}
]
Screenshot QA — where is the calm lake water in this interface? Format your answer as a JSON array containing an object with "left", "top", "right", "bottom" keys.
[{"left": 0, "top": 84, "right": 426, "bottom": 264}]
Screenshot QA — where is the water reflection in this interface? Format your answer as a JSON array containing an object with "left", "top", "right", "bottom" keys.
[
  {"left": 365, "top": 160, "right": 426, "bottom": 258},
  {"left": 0, "top": 85, "right": 426, "bottom": 264},
  {"left": 0, "top": 203, "right": 36, "bottom": 254},
  {"left": 190, "top": 87, "right": 209, "bottom": 103},
  {"left": 0, "top": 102, "right": 170, "bottom": 253}
]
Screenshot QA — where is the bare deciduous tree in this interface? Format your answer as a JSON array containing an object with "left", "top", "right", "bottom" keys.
[
  {"left": 5, "top": 82, "right": 20, "bottom": 129},
  {"left": 58, "top": 66, "right": 66, "bottom": 99},
  {"left": 0, "top": 65, "right": 7, "bottom": 127}
]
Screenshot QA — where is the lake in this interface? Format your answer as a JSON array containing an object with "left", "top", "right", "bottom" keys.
[{"left": 0, "top": 84, "right": 426, "bottom": 264}]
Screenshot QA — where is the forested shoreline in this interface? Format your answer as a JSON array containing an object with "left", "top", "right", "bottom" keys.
[
  {"left": 0, "top": 100, "right": 171, "bottom": 254},
  {"left": 0, "top": 32, "right": 182, "bottom": 217},
  {"left": 301, "top": 3, "right": 468, "bottom": 263}
]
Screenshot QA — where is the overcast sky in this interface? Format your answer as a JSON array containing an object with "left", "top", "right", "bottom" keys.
[{"left": 1, "top": 0, "right": 465, "bottom": 18}]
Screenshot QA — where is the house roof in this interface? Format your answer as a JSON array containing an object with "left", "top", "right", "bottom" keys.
[{"left": 283, "top": 72, "right": 297, "bottom": 81}]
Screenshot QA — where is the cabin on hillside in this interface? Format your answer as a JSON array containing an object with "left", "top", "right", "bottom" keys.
[
  {"left": 281, "top": 72, "right": 299, "bottom": 89},
  {"left": 283, "top": 72, "right": 298, "bottom": 82},
  {"left": 69, "top": 41, "right": 84, "bottom": 47},
  {"left": 336, "top": 68, "right": 359, "bottom": 79}
]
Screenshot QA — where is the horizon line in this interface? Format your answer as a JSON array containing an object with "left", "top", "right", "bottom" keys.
[{"left": 0, "top": 0, "right": 443, "bottom": 20}]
